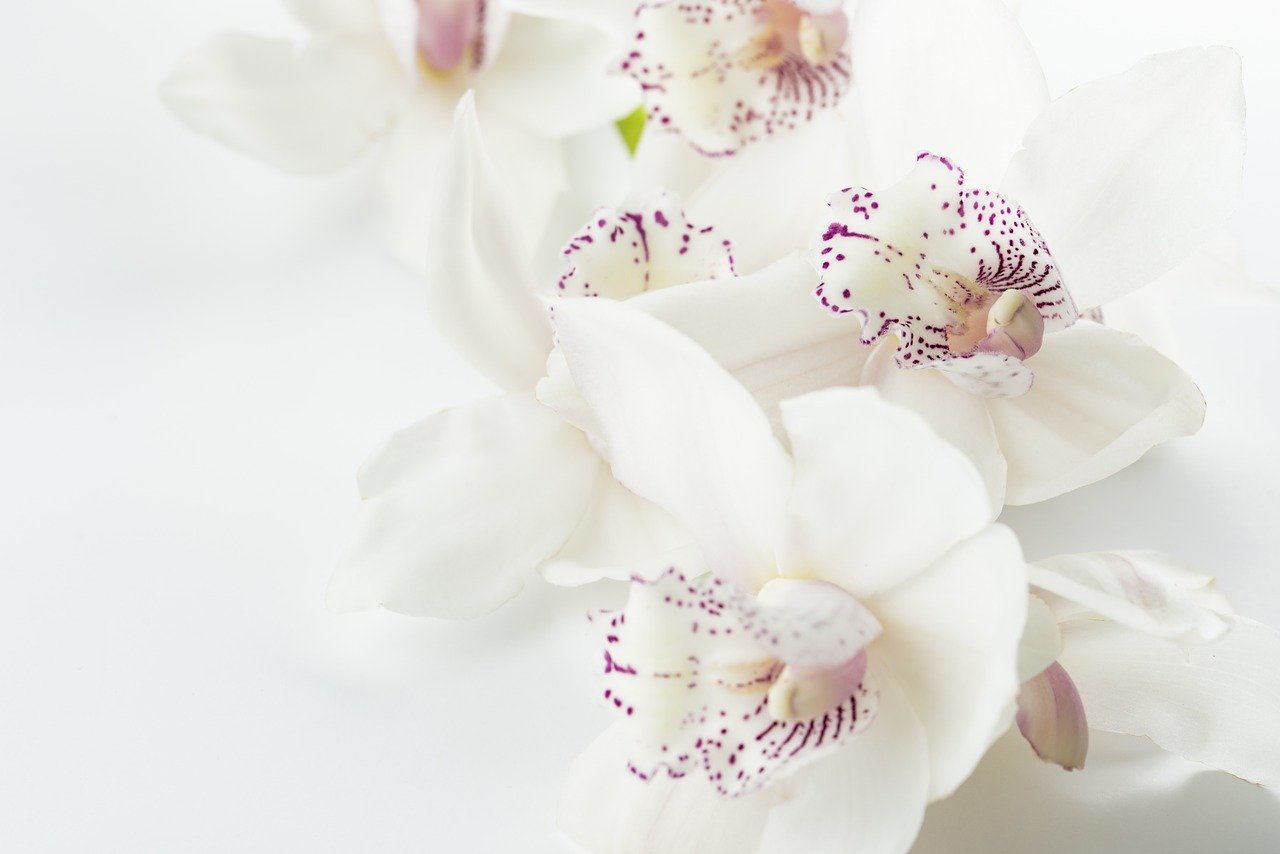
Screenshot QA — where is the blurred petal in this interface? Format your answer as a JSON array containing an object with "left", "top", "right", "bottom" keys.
[
  {"left": 160, "top": 32, "right": 407, "bottom": 173},
  {"left": 550, "top": 298, "right": 792, "bottom": 591},
  {"left": 778, "top": 387, "right": 995, "bottom": 599},
  {"left": 378, "top": 87, "right": 454, "bottom": 265},
  {"left": 478, "top": 13, "right": 639, "bottom": 137},
  {"left": 870, "top": 524, "right": 1027, "bottom": 799},
  {"left": 417, "top": 93, "right": 556, "bottom": 388},
  {"left": 852, "top": 0, "right": 1047, "bottom": 185},
  {"left": 1060, "top": 614, "right": 1280, "bottom": 788},
  {"left": 502, "top": 0, "right": 636, "bottom": 36},
  {"left": 988, "top": 321, "right": 1206, "bottom": 505},
  {"left": 1030, "top": 551, "right": 1231, "bottom": 640},
  {"left": 283, "top": 0, "right": 384, "bottom": 33},
  {"left": 1002, "top": 48, "right": 1246, "bottom": 308},
  {"left": 328, "top": 392, "right": 599, "bottom": 617}
]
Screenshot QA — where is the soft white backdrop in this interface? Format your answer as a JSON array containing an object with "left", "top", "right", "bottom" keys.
[{"left": 3, "top": 1, "right": 1279, "bottom": 851}]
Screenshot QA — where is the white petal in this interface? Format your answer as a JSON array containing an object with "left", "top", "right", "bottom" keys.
[
  {"left": 282, "top": 0, "right": 384, "bottom": 33},
  {"left": 1001, "top": 48, "right": 1246, "bottom": 308},
  {"left": 556, "top": 190, "right": 736, "bottom": 299},
  {"left": 377, "top": 88, "right": 454, "bottom": 267},
  {"left": 778, "top": 387, "right": 995, "bottom": 599},
  {"left": 1030, "top": 551, "right": 1231, "bottom": 640},
  {"left": 477, "top": 12, "right": 639, "bottom": 138},
  {"left": 558, "top": 723, "right": 781, "bottom": 854},
  {"left": 328, "top": 392, "right": 599, "bottom": 617},
  {"left": 550, "top": 298, "right": 793, "bottom": 592},
  {"left": 870, "top": 524, "right": 1028, "bottom": 799},
  {"left": 416, "top": 93, "right": 555, "bottom": 389},
  {"left": 502, "top": 0, "right": 636, "bottom": 36},
  {"left": 861, "top": 343, "right": 1008, "bottom": 509},
  {"left": 160, "top": 32, "right": 407, "bottom": 173},
  {"left": 987, "top": 320, "right": 1206, "bottom": 505},
  {"left": 852, "top": 0, "right": 1048, "bottom": 186},
  {"left": 630, "top": 252, "right": 870, "bottom": 437},
  {"left": 540, "top": 468, "right": 701, "bottom": 587},
  {"left": 757, "top": 664, "right": 931, "bottom": 854},
  {"left": 1060, "top": 613, "right": 1280, "bottom": 788}
]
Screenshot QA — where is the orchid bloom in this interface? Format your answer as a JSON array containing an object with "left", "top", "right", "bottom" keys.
[
  {"left": 159, "top": 0, "right": 638, "bottom": 265},
  {"left": 329, "top": 94, "right": 743, "bottom": 617},
  {"left": 1015, "top": 551, "right": 1280, "bottom": 786},
  {"left": 549, "top": 295, "right": 1027, "bottom": 853}
]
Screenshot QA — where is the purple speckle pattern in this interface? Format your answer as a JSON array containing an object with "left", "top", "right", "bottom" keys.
[
  {"left": 621, "top": 1, "right": 851, "bottom": 157},
  {"left": 557, "top": 190, "right": 736, "bottom": 298},
  {"left": 591, "top": 568, "right": 877, "bottom": 797},
  {"left": 811, "top": 153, "right": 1078, "bottom": 398}
]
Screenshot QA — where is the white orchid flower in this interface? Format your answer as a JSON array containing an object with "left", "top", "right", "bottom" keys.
[
  {"left": 546, "top": 294, "right": 1026, "bottom": 853},
  {"left": 1015, "top": 551, "right": 1280, "bottom": 786},
  {"left": 159, "top": 0, "right": 638, "bottom": 265},
  {"left": 329, "top": 93, "right": 746, "bottom": 617}
]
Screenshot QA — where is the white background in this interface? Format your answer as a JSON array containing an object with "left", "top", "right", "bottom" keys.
[{"left": 3, "top": 1, "right": 1280, "bottom": 851}]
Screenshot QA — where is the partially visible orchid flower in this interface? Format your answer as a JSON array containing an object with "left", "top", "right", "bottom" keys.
[
  {"left": 621, "top": 0, "right": 853, "bottom": 156},
  {"left": 619, "top": 0, "right": 1031, "bottom": 157},
  {"left": 1017, "top": 551, "right": 1280, "bottom": 786},
  {"left": 550, "top": 296, "right": 1026, "bottom": 853},
  {"left": 160, "top": 0, "right": 638, "bottom": 265}
]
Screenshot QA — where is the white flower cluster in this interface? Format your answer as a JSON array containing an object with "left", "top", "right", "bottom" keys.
[{"left": 164, "top": 0, "right": 1280, "bottom": 850}]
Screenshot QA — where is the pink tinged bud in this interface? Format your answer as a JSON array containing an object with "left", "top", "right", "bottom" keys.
[
  {"left": 797, "top": 11, "right": 849, "bottom": 66},
  {"left": 1016, "top": 661, "right": 1089, "bottom": 771},
  {"left": 767, "top": 650, "right": 868, "bottom": 722},
  {"left": 977, "top": 289, "right": 1046, "bottom": 360},
  {"left": 416, "top": 0, "right": 481, "bottom": 74}
]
